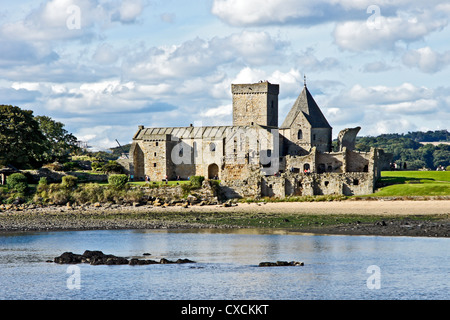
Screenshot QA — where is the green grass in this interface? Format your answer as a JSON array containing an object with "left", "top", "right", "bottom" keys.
[
  {"left": 381, "top": 170, "right": 450, "bottom": 182},
  {"left": 372, "top": 171, "right": 450, "bottom": 197}
]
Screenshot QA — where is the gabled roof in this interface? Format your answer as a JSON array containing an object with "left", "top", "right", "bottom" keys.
[
  {"left": 133, "top": 124, "right": 274, "bottom": 141},
  {"left": 281, "top": 86, "right": 331, "bottom": 129}
]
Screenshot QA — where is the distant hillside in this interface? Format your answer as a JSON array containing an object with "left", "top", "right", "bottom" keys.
[
  {"left": 355, "top": 130, "right": 450, "bottom": 170},
  {"left": 110, "top": 144, "right": 131, "bottom": 157}
]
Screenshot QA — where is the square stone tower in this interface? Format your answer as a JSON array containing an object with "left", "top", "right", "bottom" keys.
[{"left": 232, "top": 81, "right": 279, "bottom": 127}]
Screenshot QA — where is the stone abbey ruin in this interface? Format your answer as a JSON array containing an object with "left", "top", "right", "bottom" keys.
[{"left": 124, "top": 81, "right": 390, "bottom": 198}]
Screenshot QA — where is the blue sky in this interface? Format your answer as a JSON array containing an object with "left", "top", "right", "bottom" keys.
[{"left": 1, "top": 0, "right": 450, "bottom": 150}]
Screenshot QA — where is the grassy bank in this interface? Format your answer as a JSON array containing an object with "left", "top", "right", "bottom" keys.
[{"left": 372, "top": 171, "right": 450, "bottom": 197}]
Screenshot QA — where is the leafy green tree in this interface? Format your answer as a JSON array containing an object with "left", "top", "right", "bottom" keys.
[
  {"left": 35, "top": 115, "right": 80, "bottom": 163},
  {"left": 433, "top": 145, "right": 450, "bottom": 168},
  {"left": 0, "top": 105, "right": 47, "bottom": 168},
  {"left": 355, "top": 131, "right": 449, "bottom": 170}
]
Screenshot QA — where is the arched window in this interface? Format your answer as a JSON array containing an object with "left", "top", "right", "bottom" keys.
[
  {"left": 297, "top": 129, "right": 303, "bottom": 140},
  {"left": 210, "top": 142, "right": 216, "bottom": 152},
  {"left": 303, "top": 163, "right": 310, "bottom": 173}
]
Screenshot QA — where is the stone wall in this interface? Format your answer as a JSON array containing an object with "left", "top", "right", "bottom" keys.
[
  {"left": 260, "top": 172, "right": 374, "bottom": 198},
  {"left": 25, "top": 168, "right": 108, "bottom": 184}
]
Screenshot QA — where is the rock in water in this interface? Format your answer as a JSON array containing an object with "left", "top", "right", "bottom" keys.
[
  {"left": 52, "top": 250, "right": 195, "bottom": 266},
  {"left": 258, "top": 260, "right": 304, "bottom": 267}
]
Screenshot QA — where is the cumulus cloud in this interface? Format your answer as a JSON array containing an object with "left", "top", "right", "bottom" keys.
[
  {"left": 211, "top": 0, "right": 449, "bottom": 27},
  {"left": 111, "top": 0, "right": 146, "bottom": 23},
  {"left": 122, "top": 31, "right": 289, "bottom": 81},
  {"left": 362, "top": 61, "right": 394, "bottom": 73},
  {"left": 92, "top": 43, "right": 119, "bottom": 65},
  {"left": 212, "top": 0, "right": 450, "bottom": 54},
  {"left": 323, "top": 82, "right": 448, "bottom": 135},
  {"left": 402, "top": 47, "right": 450, "bottom": 73},
  {"left": 333, "top": 9, "right": 449, "bottom": 51},
  {"left": 0, "top": 0, "right": 147, "bottom": 44},
  {"left": 294, "top": 47, "right": 340, "bottom": 72},
  {"left": 344, "top": 83, "right": 434, "bottom": 107},
  {"left": 211, "top": 0, "right": 381, "bottom": 26}
]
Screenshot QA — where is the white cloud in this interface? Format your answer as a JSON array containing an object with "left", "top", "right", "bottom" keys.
[
  {"left": 122, "top": 31, "right": 289, "bottom": 81},
  {"left": 112, "top": 0, "right": 146, "bottom": 23},
  {"left": 211, "top": 0, "right": 375, "bottom": 26},
  {"left": 202, "top": 104, "right": 232, "bottom": 118},
  {"left": 402, "top": 47, "right": 450, "bottom": 73},
  {"left": 369, "top": 118, "right": 415, "bottom": 136},
  {"left": 333, "top": 9, "right": 449, "bottom": 51},
  {"left": 362, "top": 61, "right": 394, "bottom": 73},
  {"left": 343, "top": 83, "right": 434, "bottom": 106},
  {"left": 212, "top": 0, "right": 450, "bottom": 27},
  {"left": 322, "top": 82, "right": 450, "bottom": 136},
  {"left": 92, "top": 43, "right": 119, "bottom": 65},
  {"left": 0, "top": 0, "right": 147, "bottom": 44}
]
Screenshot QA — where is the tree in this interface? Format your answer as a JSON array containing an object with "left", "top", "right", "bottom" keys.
[
  {"left": 0, "top": 105, "right": 47, "bottom": 168},
  {"left": 35, "top": 115, "right": 80, "bottom": 163}
]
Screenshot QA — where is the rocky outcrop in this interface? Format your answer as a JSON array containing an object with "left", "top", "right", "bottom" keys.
[
  {"left": 258, "top": 261, "right": 304, "bottom": 267},
  {"left": 52, "top": 250, "right": 195, "bottom": 266}
]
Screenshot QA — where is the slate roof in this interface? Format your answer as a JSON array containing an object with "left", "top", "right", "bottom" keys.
[
  {"left": 281, "top": 86, "right": 331, "bottom": 129},
  {"left": 133, "top": 124, "right": 273, "bottom": 141}
]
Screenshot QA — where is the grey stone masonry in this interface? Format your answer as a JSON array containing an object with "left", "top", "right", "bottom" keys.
[{"left": 127, "top": 80, "right": 391, "bottom": 197}]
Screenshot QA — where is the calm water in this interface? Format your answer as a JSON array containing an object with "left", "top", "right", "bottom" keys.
[{"left": 0, "top": 229, "right": 448, "bottom": 300}]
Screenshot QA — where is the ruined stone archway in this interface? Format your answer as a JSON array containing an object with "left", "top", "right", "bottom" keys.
[
  {"left": 133, "top": 143, "right": 145, "bottom": 180},
  {"left": 208, "top": 163, "right": 219, "bottom": 180}
]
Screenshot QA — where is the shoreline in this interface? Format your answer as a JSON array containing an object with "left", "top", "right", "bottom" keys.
[{"left": 1, "top": 199, "right": 449, "bottom": 237}]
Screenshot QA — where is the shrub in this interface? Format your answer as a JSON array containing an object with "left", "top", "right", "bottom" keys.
[
  {"left": 123, "top": 189, "right": 144, "bottom": 203},
  {"left": 6, "top": 173, "right": 28, "bottom": 193},
  {"left": 62, "top": 162, "right": 77, "bottom": 172},
  {"left": 61, "top": 175, "right": 78, "bottom": 189},
  {"left": 37, "top": 177, "right": 49, "bottom": 193},
  {"left": 190, "top": 176, "right": 205, "bottom": 189},
  {"left": 103, "top": 187, "right": 123, "bottom": 203},
  {"left": 72, "top": 183, "right": 104, "bottom": 204},
  {"left": 447, "top": 165, "right": 450, "bottom": 171},
  {"left": 39, "top": 177, "right": 48, "bottom": 185},
  {"left": 108, "top": 174, "right": 129, "bottom": 189},
  {"left": 49, "top": 188, "right": 72, "bottom": 205},
  {"left": 102, "top": 161, "right": 125, "bottom": 174},
  {"left": 43, "top": 162, "right": 64, "bottom": 171},
  {"left": 181, "top": 183, "right": 192, "bottom": 197},
  {"left": 91, "top": 161, "right": 104, "bottom": 172}
]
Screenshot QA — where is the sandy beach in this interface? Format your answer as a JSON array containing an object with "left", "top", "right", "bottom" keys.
[
  {"left": 1, "top": 199, "right": 449, "bottom": 237},
  {"left": 151, "top": 199, "right": 450, "bottom": 216}
]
